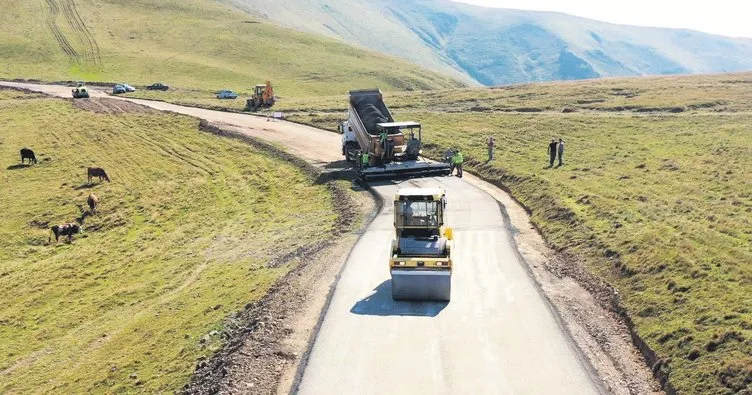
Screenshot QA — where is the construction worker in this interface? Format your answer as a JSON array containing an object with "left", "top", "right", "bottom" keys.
[
  {"left": 379, "top": 129, "right": 389, "bottom": 162},
  {"left": 452, "top": 149, "right": 464, "bottom": 178},
  {"left": 403, "top": 201, "right": 414, "bottom": 225},
  {"left": 443, "top": 148, "right": 454, "bottom": 173},
  {"left": 360, "top": 151, "right": 370, "bottom": 169},
  {"left": 487, "top": 136, "right": 496, "bottom": 161}
]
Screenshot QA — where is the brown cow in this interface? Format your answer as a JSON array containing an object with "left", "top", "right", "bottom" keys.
[
  {"left": 87, "top": 167, "right": 110, "bottom": 183},
  {"left": 49, "top": 223, "right": 81, "bottom": 243},
  {"left": 87, "top": 193, "right": 99, "bottom": 213}
]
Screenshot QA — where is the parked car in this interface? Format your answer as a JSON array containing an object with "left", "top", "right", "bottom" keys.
[
  {"left": 123, "top": 84, "right": 136, "bottom": 92},
  {"left": 216, "top": 90, "right": 238, "bottom": 99},
  {"left": 112, "top": 84, "right": 126, "bottom": 94},
  {"left": 146, "top": 83, "right": 169, "bottom": 91}
]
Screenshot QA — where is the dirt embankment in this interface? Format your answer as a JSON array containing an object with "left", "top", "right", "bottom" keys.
[{"left": 181, "top": 121, "right": 376, "bottom": 394}]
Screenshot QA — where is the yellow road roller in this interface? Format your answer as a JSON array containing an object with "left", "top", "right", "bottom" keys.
[{"left": 390, "top": 188, "right": 453, "bottom": 301}]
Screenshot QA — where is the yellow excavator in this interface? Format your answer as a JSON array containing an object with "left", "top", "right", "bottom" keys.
[
  {"left": 389, "top": 188, "right": 453, "bottom": 301},
  {"left": 246, "top": 81, "right": 275, "bottom": 111}
]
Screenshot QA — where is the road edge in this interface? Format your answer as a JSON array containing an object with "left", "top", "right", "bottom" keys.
[
  {"left": 285, "top": 180, "right": 385, "bottom": 394},
  {"left": 462, "top": 172, "right": 664, "bottom": 394}
]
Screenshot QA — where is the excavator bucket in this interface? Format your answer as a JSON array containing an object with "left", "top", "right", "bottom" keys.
[{"left": 391, "top": 269, "right": 451, "bottom": 301}]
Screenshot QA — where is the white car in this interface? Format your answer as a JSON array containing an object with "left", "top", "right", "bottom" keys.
[{"left": 122, "top": 84, "right": 136, "bottom": 92}]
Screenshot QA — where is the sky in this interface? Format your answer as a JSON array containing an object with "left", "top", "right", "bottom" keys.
[{"left": 453, "top": 0, "right": 752, "bottom": 38}]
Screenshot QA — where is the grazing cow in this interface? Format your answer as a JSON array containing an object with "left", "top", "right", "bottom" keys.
[
  {"left": 87, "top": 193, "right": 99, "bottom": 213},
  {"left": 87, "top": 167, "right": 110, "bottom": 183},
  {"left": 49, "top": 223, "right": 81, "bottom": 243},
  {"left": 20, "top": 148, "right": 37, "bottom": 164}
]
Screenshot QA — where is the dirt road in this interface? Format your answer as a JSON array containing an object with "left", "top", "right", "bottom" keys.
[{"left": 1, "top": 82, "right": 653, "bottom": 394}]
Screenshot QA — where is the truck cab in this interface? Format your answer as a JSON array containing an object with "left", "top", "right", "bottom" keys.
[{"left": 339, "top": 121, "right": 360, "bottom": 162}]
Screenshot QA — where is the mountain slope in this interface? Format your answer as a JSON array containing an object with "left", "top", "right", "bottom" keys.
[
  {"left": 225, "top": 0, "right": 752, "bottom": 85},
  {"left": 0, "top": 0, "right": 462, "bottom": 95}
]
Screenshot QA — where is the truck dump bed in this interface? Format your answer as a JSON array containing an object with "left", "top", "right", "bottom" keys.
[
  {"left": 349, "top": 89, "right": 394, "bottom": 135},
  {"left": 348, "top": 89, "right": 396, "bottom": 157}
]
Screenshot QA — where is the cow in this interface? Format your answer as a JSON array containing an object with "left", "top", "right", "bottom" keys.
[
  {"left": 49, "top": 223, "right": 81, "bottom": 243},
  {"left": 20, "top": 148, "right": 37, "bottom": 164},
  {"left": 87, "top": 193, "right": 99, "bottom": 213},
  {"left": 87, "top": 167, "right": 110, "bottom": 183}
]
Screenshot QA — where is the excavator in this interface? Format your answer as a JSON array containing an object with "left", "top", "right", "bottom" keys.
[
  {"left": 390, "top": 188, "right": 453, "bottom": 301},
  {"left": 245, "top": 81, "right": 275, "bottom": 111}
]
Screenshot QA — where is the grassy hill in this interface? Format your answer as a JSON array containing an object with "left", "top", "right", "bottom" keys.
[
  {"left": 278, "top": 72, "right": 752, "bottom": 395},
  {"left": 227, "top": 0, "right": 752, "bottom": 85},
  {"left": 0, "top": 89, "right": 338, "bottom": 393},
  {"left": 0, "top": 0, "right": 462, "bottom": 96}
]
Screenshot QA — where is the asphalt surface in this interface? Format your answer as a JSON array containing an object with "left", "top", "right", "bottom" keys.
[
  {"left": 298, "top": 176, "right": 600, "bottom": 395},
  {"left": 1, "top": 82, "right": 602, "bottom": 394}
]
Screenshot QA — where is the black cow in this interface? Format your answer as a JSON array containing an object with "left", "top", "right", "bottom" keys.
[
  {"left": 50, "top": 223, "right": 81, "bottom": 243},
  {"left": 20, "top": 148, "right": 37, "bottom": 164},
  {"left": 87, "top": 167, "right": 110, "bottom": 183}
]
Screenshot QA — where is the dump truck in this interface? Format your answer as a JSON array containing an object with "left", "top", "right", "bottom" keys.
[
  {"left": 72, "top": 81, "right": 89, "bottom": 99},
  {"left": 390, "top": 188, "right": 453, "bottom": 301},
  {"left": 348, "top": 89, "right": 450, "bottom": 180},
  {"left": 246, "top": 81, "right": 275, "bottom": 111}
]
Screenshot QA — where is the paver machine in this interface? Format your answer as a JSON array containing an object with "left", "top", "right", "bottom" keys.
[
  {"left": 348, "top": 89, "right": 451, "bottom": 180},
  {"left": 390, "top": 188, "right": 453, "bottom": 301}
]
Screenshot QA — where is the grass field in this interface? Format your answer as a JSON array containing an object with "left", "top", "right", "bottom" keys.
[
  {"left": 0, "top": 89, "right": 338, "bottom": 393},
  {"left": 277, "top": 73, "right": 752, "bottom": 395},
  {"left": 0, "top": 0, "right": 461, "bottom": 96}
]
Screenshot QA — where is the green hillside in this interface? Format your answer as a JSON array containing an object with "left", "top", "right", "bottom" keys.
[
  {"left": 280, "top": 72, "right": 752, "bottom": 395},
  {"left": 0, "top": 0, "right": 461, "bottom": 96},
  {"left": 228, "top": 0, "right": 752, "bottom": 85},
  {"left": 0, "top": 90, "right": 337, "bottom": 393}
]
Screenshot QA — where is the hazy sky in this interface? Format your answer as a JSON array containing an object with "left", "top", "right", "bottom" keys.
[{"left": 454, "top": 0, "right": 752, "bottom": 38}]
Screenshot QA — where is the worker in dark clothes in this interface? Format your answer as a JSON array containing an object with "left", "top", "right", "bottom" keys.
[
  {"left": 547, "top": 138, "right": 558, "bottom": 168},
  {"left": 487, "top": 136, "right": 496, "bottom": 161},
  {"left": 379, "top": 130, "right": 388, "bottom": 163},
  {"left": 445, "top": 148, "right": 455, "bottom": 174},
  {"left": 557, "top": 138, "right": 565, "bottom": 166}
]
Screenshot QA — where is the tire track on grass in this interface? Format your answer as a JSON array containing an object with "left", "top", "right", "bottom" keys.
[
  {"left": 43, "top": 0, "right": 79, "bottom": 63},
  {"left": 59, "top": 0, "right": 101, "bottom": 65}
]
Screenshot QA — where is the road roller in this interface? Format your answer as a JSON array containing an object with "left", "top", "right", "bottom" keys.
[{"left": 389, "top": 188, "right": 453, "bottom": 301}]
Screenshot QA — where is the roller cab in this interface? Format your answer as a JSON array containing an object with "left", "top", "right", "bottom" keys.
[{"left": 390, "top": 188, "right": 453, "bottom": 301}]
